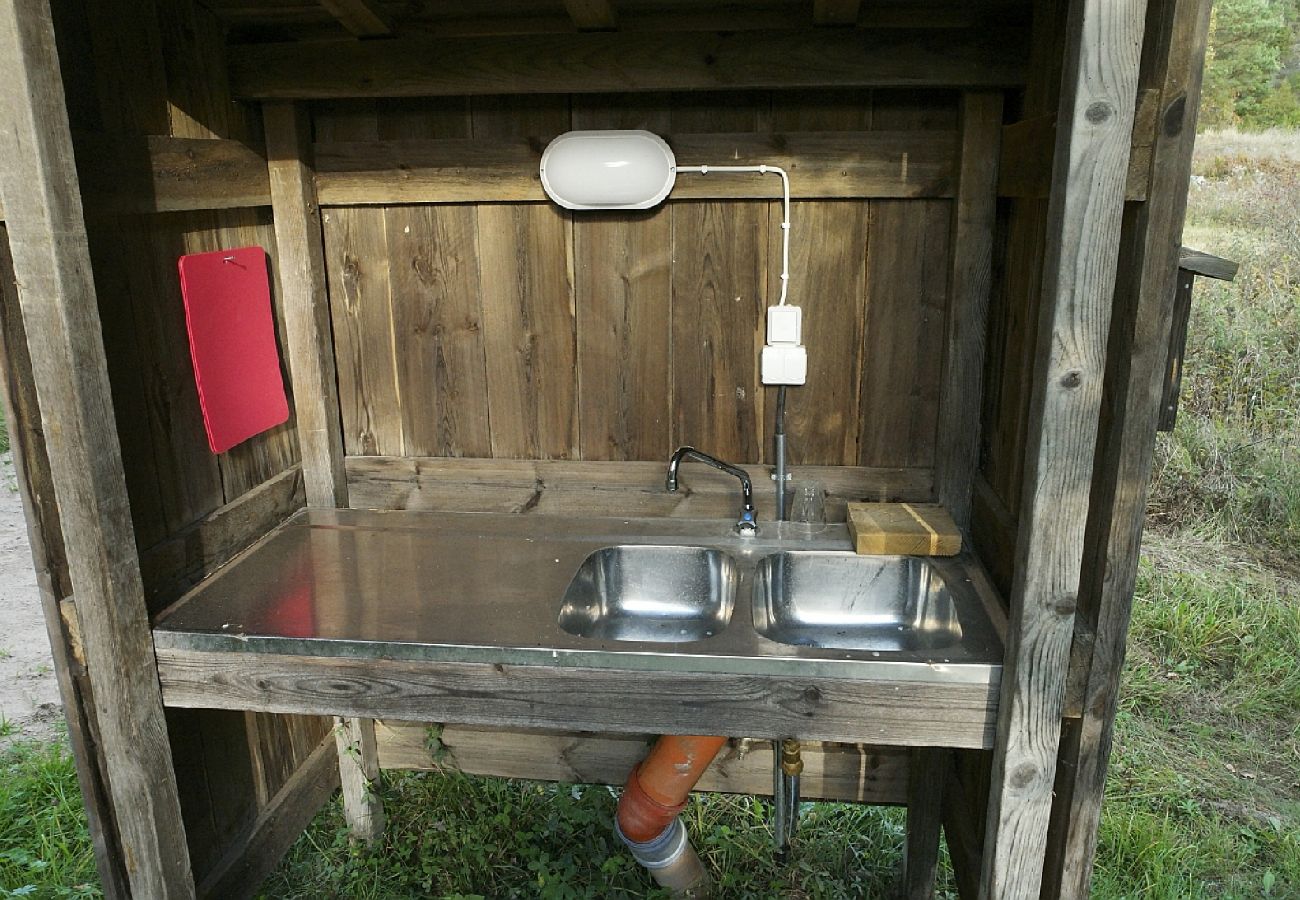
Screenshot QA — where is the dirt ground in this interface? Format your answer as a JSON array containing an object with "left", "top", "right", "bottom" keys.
[{"left": 0, "top": 452, "right": 62, "bottom": 746}]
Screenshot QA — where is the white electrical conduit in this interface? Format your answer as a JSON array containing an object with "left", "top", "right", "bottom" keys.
[{"left": 675, "top": 165, "right": 792, "bottom": 307}]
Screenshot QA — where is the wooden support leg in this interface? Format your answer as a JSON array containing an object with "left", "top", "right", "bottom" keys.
[
  {"left": 335, "top": 717, "right": 385, "bottom": 844},
  {"left": 904, "top": 747, "right": 946, "bottom": 899}
]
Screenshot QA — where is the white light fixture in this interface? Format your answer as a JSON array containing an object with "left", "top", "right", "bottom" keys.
[
  {"left": 539, "top": 130, "right": 676, "bottom": 210},
  {"left": 539, "top": 130, "right": 806, "bottom": 385}
]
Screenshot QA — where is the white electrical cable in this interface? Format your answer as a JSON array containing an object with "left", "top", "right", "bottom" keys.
[{"left": 676, "top": 164, "right": 792, "bottom": 306}]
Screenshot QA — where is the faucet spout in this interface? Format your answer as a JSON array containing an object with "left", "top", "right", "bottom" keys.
[{"left": 666, "top": 446, "right": 757, "bottom": 535}]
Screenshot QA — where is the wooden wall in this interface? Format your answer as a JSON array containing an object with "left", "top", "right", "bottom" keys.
[
  {"left": 45, "top": 0, "right": 328, "bottom": 890},
  {"left": 312, "top": 89, "right": 959, "bottom": 472}
]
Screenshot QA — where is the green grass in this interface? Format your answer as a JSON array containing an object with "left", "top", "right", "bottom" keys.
[
  {"left": 0, "top": 740, "right": 98, "bottom": 899},
  {"left": 2, "top": 131, "right": 1299, "bottom": 898}
]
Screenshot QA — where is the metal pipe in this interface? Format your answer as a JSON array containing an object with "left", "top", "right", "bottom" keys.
[
  {"left": 779, "top": 739, "right": 803, "bottom": 849},
  {"left": 774, "top": 386, "right": 788, "bottom": 522}
]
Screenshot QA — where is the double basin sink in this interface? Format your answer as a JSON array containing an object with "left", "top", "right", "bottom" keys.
[{"left": 558, "top": 544, "right": 964, "bottom": 653}]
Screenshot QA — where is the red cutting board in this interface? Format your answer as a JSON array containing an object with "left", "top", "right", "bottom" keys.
[{"left": 178, "top": 247, "right": 289, "bottom": 453}]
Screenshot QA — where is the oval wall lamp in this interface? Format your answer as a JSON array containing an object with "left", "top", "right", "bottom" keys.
[{"left": 539, "top": 130, "right": 677, "bottom": 210}]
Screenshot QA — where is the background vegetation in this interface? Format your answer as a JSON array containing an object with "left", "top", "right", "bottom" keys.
[{"left": 3, "top": 16, "right": 1300, "bottom": 900}]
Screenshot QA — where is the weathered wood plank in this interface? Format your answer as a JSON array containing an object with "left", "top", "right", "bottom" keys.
[
  {"left": 1043, "top": 0, "right": 1215, "bottom": 895},
  {"left": 140, "top": 467, "right": 305, "bottom": 613},
  {"left": 377, "top": 722, "right": 911, "bottom": 805},
  {"left": 671, "top": 201, "right": 767, "bottom": 462},
  {"left": 321, "top": 207, "right": 404, "bottom": 455},
  {"left": 979, "top": 0, "right": 1149, "bottom": 896},
  {"left": 0, "top": 224, "right": 128, "bottom": 895},
  {"left": 319, "top": 0, "right": 392, "bottom": 37},
  {"left": 0, "top": 0, "right": 194, "bottom": 894},
  {"left": 344, "top": 456, "right": 934, "bottom": 520},
  {"left": 386, "top": 204, "right": 492, "bottom": 457},
  {"left": 195, "top": 733, "right": 339, "bottom": 900},
  {"left": 1178, "top": 245, "right": 1238, "bottom": 280},
  {"left": 313, "top": 130, "right": 958, "bottom": 205},
  {"left": 996, "top": 112, "right": 1155, "bottom": 201},
  {"left": 1157, "top": 270, "right": 1195, "bottom": 432},
  {"left": 563, "top": 0, "right": 616, "bottom": 30},
  {"left": 904, "top": 746, "right": 947, "bottom": 899},
  {"left": 934, "top": 92, "right": 1003, "bottom": 529},
  {"left": 569, "top": 96, "right": 673, "bottom": 461},
  {"left": 76, "top": 135, "right": 271, "bottom": 212},
  {"left": 229, "top": 29, "right": 1029, "bottom": 99},
  {"left": 334, "top": 717, "right": 384, "bottom": 844},
  {"left": 814, "top": 0, "right": 861, "bottom": 25},
  {"left": 156, "top": 649, "right": 1000, "bottom": 749},
  {"left": 263, "top": 102, "right": 348, "bottom": 509}
]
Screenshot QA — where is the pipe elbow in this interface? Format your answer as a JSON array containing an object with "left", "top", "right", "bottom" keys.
[{"left": 617, "top": 763, "right": 688, "bottom": 843}]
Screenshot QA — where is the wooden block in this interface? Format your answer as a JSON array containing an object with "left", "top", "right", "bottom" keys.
[{"left": 847, "top": 502, "right": 962, "bottom": 555}]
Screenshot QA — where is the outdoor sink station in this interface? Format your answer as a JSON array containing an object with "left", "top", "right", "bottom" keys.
[{"left": 0, "top": 0, "right": 1220, "bottom": 897}]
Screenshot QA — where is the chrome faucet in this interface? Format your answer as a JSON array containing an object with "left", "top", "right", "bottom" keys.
[{"left": 666, "top": 446, "right": 758, "bottom": 536}]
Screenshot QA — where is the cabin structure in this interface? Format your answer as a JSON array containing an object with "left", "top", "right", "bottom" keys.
[{"left": 0, "top": 0, "right": 1218, "bottom": 896}]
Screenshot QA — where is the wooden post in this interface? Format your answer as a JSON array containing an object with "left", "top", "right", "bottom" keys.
[
  {"left": 979, "top": 1, "right": 1148, "bottom": 897},
  {"left": 1042, "top": 0, "right": 1214, "bottom": 895},
  {"left": 0, "top": 0, "right": 194, "bottom": 895},
  {"left": 263, "top": 100, "right": 383, "bottom": 842},
  {"left": 935, "top": 90, "right": 1004, "bottom": 530},
  {"left": 904, "top": 747, "right": 947, "bottom": 899}
]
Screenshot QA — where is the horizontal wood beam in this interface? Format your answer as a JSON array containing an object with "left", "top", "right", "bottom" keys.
[
  {"left": 156, "top": 649, "right": 1000, "bottom": 748},
  {"left": 77, "top": 134, "right": 272, "bottom": 213},
  {"left": 314, "top": 129, "right": 957, "bottom": 204},
  {"left": 229, "top": 28, "right": 1028, "bottom": 99},
  {"left": 1178, "top": 245, "right": 1238, "bottom": 280},
  {"left": 344, "top": 456, "right": 934, "bottom": 519},
  {"left": 318, "top": 0, "right": 392, "bottom": 38},
  {"left": 377, "top": 722, "right": 911, "bottom": 804},
  {"left": 141, "top": 467, "right": 304, "bottom": 615}
]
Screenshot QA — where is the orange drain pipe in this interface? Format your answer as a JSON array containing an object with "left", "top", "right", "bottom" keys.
[{"left": 616, "top": 735, "right": 727, "bottom": 892}]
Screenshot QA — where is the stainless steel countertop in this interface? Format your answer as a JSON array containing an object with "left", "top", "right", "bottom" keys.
[{"left": 152, "top": 509, "right": 1004, "bottom": 685}]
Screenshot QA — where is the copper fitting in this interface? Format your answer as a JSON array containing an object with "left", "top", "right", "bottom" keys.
[{"left": 780, "top": 739, "right": 803, "bottom": 777}]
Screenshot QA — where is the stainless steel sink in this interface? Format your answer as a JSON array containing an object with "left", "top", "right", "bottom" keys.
[
  {"left": 752, "top": 551, "right": 963, "bottom": 651},
  {"left": 557, "top": 545, "right": 737, "bottom": 643}
]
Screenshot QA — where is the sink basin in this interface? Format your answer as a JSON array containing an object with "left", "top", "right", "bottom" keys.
[
  {"left": 557, "top": 545, "right": 737, "bottom": 643},
  {"left": 753, "top": 551, "right": 963, "bottom": 651}
]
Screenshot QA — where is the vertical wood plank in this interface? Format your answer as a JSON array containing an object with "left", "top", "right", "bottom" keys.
[
  {"left": 670, "top": 201, "right": 767, "bottom": 462},
  {"left": 263, "top": 101, "right": 348, "bottom": 508},
  {"left": 1043, "top": 0, "right": 1214, "bottom": 895},
  {"left": 322, "top": 207, "right": 403, "bottom": 455},
  {"left": 775, "top": 201, "right": 867, "bottom": 465},
  {"left": 478, "top": 204, "right": 579, "bottom": 460},
  {"left": 979, "top": 1, "right": 1149, "bottom": 896},
  {"left": 859, "top": 200, "right": 950, "bottom": 468},
  {"left": 387, "top": 204, "right": 492, "bottom": 457},
  {"left": 572, "top": 95, "right": 673, "bottom": 461},
  {"left": 934, "top": 91, "right": 1004, "bottom": 529},
  {"left": 0, "top": 0, "right": 194, "bottom": 894},
  {"left": 472, "top": 95, "right": 577, "bottom": 460}
]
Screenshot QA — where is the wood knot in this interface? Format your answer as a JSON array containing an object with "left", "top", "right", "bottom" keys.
[
  {"left": 801, "top": 686, "right": 822, "bottom": 709},
  {"left": 1059, "top": 370, "right": 1082, "bottom": 390},
  {"left": 1054, "top": 593, "right": 1078, "bottom": 616},
  {"left": 1011, "top": 762, "right": 1038, "bottom": 789},
  {"left": 1085, "top": 101, "right": 1114, "bottom": 124},
  {"left": 493, "top": 663, "right": 505, "bottom": 674}
]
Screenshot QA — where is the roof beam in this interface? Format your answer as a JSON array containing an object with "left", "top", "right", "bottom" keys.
[
  {"left": 229, "top": 28, "right": 1028, "bottom": 99},
  {"left": 318, "top": 0, "right": 392, "bottom": 37}
]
